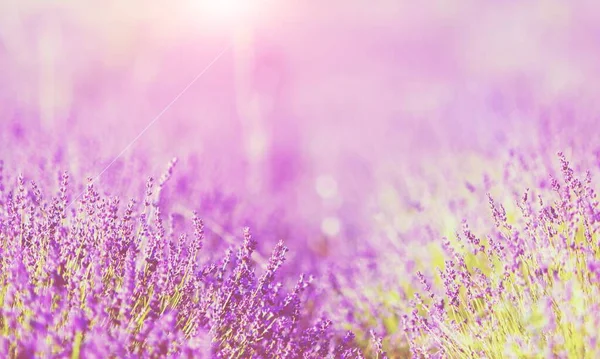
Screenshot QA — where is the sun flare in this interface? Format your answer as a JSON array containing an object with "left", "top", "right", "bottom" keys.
[{"left": 195, "top": 0, "right": 256, "bottom": 23}]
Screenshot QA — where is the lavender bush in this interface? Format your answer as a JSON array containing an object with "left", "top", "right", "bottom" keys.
[
  {"left": 400, "top": 152, "right": 600, "bottom": 358},
  {"left": 321, "top": 141, "right": 600, "bottom": 358},
  {"left": 0, "top": 166, "right": 368, "bottom": 358}
]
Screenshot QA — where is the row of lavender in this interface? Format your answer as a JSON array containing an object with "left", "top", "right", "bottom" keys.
[
  {"left": 3, "top": 107, "right": 600, "bottom": 357},
  {"left": 328, "top": 147, "right": 600, "bottom": 358},
  {"left": 0, "top": 159, "right": 377, "bottom": 357}
]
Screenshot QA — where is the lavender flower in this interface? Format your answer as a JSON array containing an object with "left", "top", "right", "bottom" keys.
[{"left": 0, "top": 168, "right": 365, "bottom": 358}]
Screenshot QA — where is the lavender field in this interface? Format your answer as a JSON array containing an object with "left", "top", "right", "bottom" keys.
[{"left": 3, "top": 1, "right": 600, "bottom": 358}]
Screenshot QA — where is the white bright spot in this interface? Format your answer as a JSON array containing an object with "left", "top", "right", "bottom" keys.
[
  {"left": 315, "top": 175, "right": 338, "bottom": 199},
  {"left": 192, "top": 0, "right": 256, "bottom": 24},
  {"left": 321, "top": 217, "right": 341, "bottom": 237},
  {"left": 209, "top": 0, "right": 249, "bottom": 17}
]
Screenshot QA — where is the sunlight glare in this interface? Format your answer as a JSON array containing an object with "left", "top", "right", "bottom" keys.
[{"left": 196, "top": 0, "right": 255, "bottom": 24}]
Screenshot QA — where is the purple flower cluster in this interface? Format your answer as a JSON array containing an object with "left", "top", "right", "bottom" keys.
[
  {"left": 323, "top": 146, "right": 600, "bottom": 357},
  {"left": 0, "top": 164, "right": 367, "bottom": 358}
]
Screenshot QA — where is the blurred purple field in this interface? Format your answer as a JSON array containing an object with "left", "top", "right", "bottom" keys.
[{"left": 3, "top": 1, "right": 600, "bottom": 358}]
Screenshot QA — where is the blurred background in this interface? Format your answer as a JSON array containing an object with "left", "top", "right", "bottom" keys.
[{"left": 2, "top": 0, "right": 600, "bottom": 269}]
